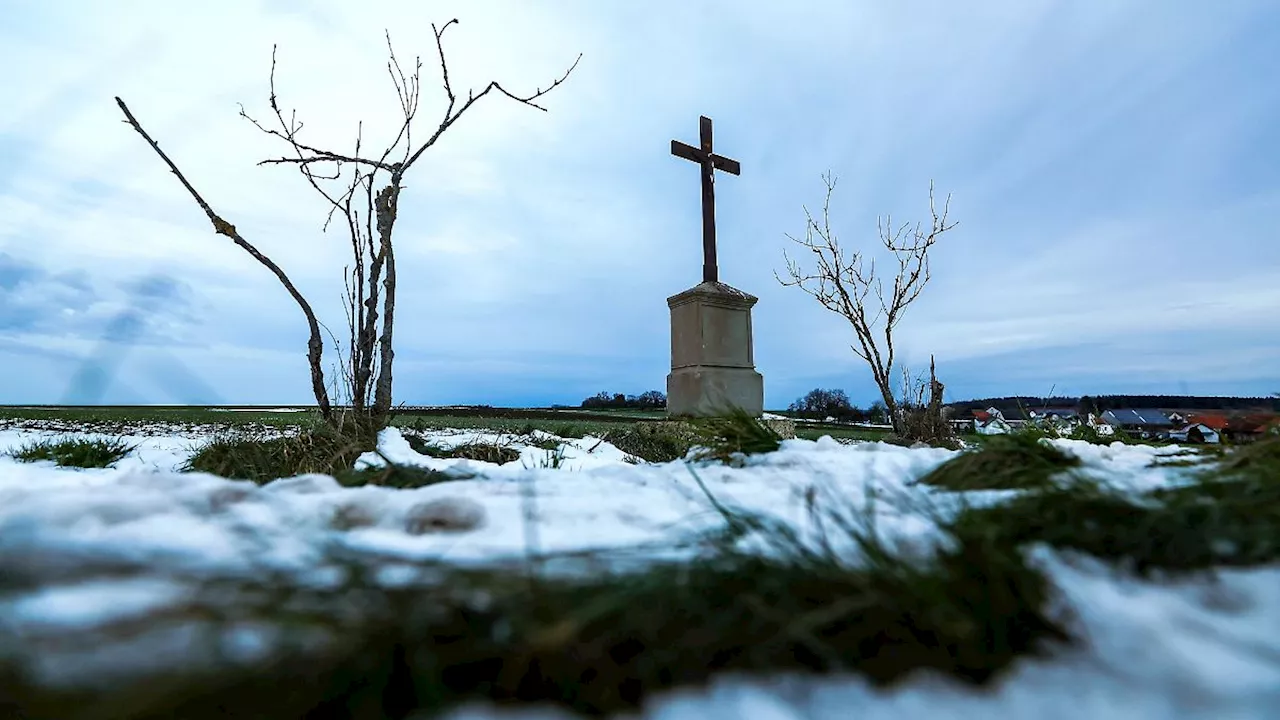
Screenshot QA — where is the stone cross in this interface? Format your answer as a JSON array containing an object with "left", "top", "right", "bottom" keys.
[{"left": 671, "top": 115, "right": 741, "bottom": 284}]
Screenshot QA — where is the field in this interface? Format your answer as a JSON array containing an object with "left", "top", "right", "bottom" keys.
[
  {"left": 0, "top": 405, "right": 1277, "bottom": 719},
  {"left": 0, "top": 404, "right": 894, "bottom": 443}
]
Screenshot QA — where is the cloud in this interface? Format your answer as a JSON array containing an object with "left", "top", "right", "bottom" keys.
[
  {"left": 1, "top": 0, "right": 1278, "bottom": 407},
  {"left": 0, "top": 253, "right": 99, "bottom": 334}
]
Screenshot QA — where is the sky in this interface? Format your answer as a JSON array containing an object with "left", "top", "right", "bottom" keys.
[{"left": 1, "top": 0, "right": 1278, "bottom": 409}]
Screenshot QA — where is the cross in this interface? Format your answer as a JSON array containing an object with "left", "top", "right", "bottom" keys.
[{"left": 671, "top": 115, "right": 740, "bottom": 284}]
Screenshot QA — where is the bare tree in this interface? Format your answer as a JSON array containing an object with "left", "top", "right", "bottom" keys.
[
  {"left": 777, "top": 172, "right": 957, "bottom": 438},
  {"left": 116, "top": 20, "right": 580, "bottom": 434}
]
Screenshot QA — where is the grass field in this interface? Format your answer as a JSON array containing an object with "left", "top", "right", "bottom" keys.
[{"left": 0, "top": 404, "right": 896, "bottom": 443}]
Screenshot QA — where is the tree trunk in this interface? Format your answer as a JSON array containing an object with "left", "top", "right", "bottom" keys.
[
  {"left": 371, "top": 182, "right": 400, "bottom": 423},
  {"left": 881, "top": 388, "right": 902, "bottom": 435}
]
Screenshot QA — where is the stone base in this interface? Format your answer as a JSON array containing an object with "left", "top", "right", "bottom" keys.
[{"left": 666, "top": 365, "right": 763, "bottom": 417}]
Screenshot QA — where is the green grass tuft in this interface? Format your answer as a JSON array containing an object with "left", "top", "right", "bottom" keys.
[
  {"left": 553, "top": 424, "right": 589, "bottom": 439},
  {"left": 604, "top": 409, "right": 785, "bottom": 464},
  {"left": 7, "top": 435, "right": 136, "bottom": 468},
  {"left": 601, "top": 423, "right": 700, "bottom": 463},
  {"left": 403, "top": 434, "right": 522, "bottom": 465},
  {"left": 689, "top": 407, "right": 783, "bottom": 462},
  {"left": 182, "top": 425, "right": 372, "bottom": 483},
  {"left": 916, "top": 433, "right": 1081, "bottom": 491},
  {"left": 1211, "top": 434, "right": 1280, "bottom": 482}
]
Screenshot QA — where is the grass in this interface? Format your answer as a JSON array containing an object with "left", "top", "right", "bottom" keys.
[
  {"left": 401, "top": 433, "right": 523, "bottom": 465},
  {"left": 599, "top": 422, "right": 701, "bottom": 463},
  {"left": 332, "top": 463, "right": 463, "bottom": 490},
  {"left": 794, "top": 425, "right": 893, "bottom": 443},
  {"left": 915, "top": 432, "right": 1082, "bottom": 492},
  {"left": 2, "top": 405, "right": 895, "bottom": 443},
  {"left": 182, "top": 423, "right": 374, "bottom": 483},
  {"left": 7, "top": 435, "right": 137, "bottom": 468},
  {"left": 587, "top": 409, "right": 786, "bottom": 464},
  {"left": 5, "top": 409, "right": 1280, "bottom": 718},
  {"left": 949, "top": 435, "right": 1280, "bottom": 576},
  {"left": 179, "top": 417, "right": 586, "bottom": 486},
  {"left": 400, "top": 415, "right": 615, "bottom": 439},
  {"left": 2, "top": 482, "right": 1072, "bottom": 720},
  {"left": 688, "top": 406, "right": 784, "bottom": 462}
]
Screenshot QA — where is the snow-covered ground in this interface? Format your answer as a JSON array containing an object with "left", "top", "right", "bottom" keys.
[{"left": 1, "top": 425, "right": 1278, "bottom": 718}]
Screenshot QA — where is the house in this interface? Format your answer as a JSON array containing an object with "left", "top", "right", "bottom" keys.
[
  {"left": 970, "top": 406, "right": 1022, "bottom": 434},
  {"left": 1184, "top": 412, "right": 1230, "bottom": 433},
  {"left": 971, "top": 407, "right": 1008, "bottom": 423},
  {"left": 993, "top": 407, "right": 1030, "bottom": 427},
  {"left": 1030, "top": 407, "right": 1080, "bottom": 420},
  {"left": 1082, "top": 412, "right": 1116, "bottom": 435},
  {"left": 1166, "top": 423, "right": 1221, "bottom": 444},
  {"left": 1221, "top": 413, "right": 1280, "bottom": 444},
  {"left": 1100, "top": 409, "right": 1174, "bottom": 438},
  {"left": 1029, "top": 407, "right": 1082, "bottom": 433},
  {"left": 1075, "top": 412, "right": 1116, "bottom": 435},
  {"left": 975, "top": 416, "right": 1013, "bottom": 435}
]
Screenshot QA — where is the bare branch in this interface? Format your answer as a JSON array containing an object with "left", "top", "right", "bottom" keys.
[
  {"left": 239, "top": 45, "right": 398, "bottom": 177},
  {"left": 400, "top": 19, "right": 582, "bottom": 174},
  {"left": 114, "top": 96, "right": 333, "bottom": 420}
]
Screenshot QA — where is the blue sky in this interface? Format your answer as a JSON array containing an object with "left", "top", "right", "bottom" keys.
[{"left": 1, "top": 0, "right": 1278, "bottom": 409}]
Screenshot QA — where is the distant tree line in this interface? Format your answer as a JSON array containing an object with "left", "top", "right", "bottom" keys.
[
  {"left": 785, "top": 388, "right": 890, "bottom": 424},
  {"left": 947, "top": 394, "right": 1280, "bottom": 419},
  {"left": 1079, "top": 395, "right": 1280, "bottom": 413},
  {"left": 579, "top": 390, "right": 667, "bottom": 410}
]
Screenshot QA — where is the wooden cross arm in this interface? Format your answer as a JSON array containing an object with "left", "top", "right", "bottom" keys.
[
  {"left": 670, "top": 140, "right": 742, "bottom": 175},
  {"left": 710, "top": 154, "right": 741, "bottom": 175},
  {"left": 670, "top": 139, "right": 700, "bottom": 162}
]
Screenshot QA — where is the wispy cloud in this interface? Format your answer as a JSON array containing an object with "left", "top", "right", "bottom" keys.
[{"left": 1, "top": 0, "right": 1277, "bottom": 407}]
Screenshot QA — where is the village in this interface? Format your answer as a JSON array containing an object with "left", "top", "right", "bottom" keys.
[{"left": 962, "top": 404, "right": 1280, "bottom": 444}]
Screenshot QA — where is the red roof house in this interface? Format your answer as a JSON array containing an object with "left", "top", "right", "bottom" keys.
[
  {"left": 1185, "top": 413, "right": 1230, "bottom": 431},
  {"left": 1222, "top": 413, "right": 1280, "bottom": 442}
]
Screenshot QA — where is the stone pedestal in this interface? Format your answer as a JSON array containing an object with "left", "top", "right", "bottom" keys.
[{"left": 666, "top": 281, "right": 764, "bottom": 417}]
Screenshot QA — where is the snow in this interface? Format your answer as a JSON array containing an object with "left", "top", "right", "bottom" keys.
[{"left": 0, "top": 425, "right": 1277, "bottom": 717}]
